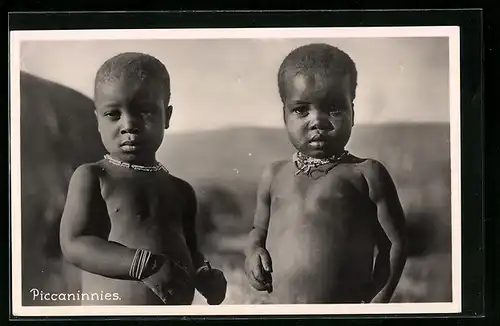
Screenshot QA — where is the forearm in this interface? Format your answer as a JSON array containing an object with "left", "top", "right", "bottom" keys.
[
  {"left": 190, "top": 249, "right": 207, "bottom": 270},
  {"left": 377, "top": 244, "right": 407, "bottom": 301},
  {"left": 62, "top": 235, "right": 141, "bottom": 280},
  {"left": 183, "top": 226, "right": 206, "bottom": 270}
]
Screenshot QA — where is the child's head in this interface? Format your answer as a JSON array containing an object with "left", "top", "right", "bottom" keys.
[
  {"left": 93, "top": 52, "right": 172, "bottom": 165},
  {"left": 277, "top": 43, "right": 358, "bottom": 159}
]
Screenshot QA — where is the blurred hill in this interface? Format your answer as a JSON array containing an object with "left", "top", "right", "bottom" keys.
[
  {"left": 19, "top": 72, "right": 106, "bottom": 306},
  {"left": 17, "top": 71, "right": 452, "bottom": 305},
  {"left": 160, "top": 124, "right": 451, "bottom": 250}
]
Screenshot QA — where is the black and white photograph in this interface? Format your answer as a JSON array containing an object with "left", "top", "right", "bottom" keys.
[{"left": 10, "top": 26, "right": 461, "bottom": 316}]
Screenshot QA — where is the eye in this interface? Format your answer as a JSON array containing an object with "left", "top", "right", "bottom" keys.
[
  {"left": 329, "top": 110, "right": 343, "bottom": 117},
  {"left": 104, "top": 110, "right": 120, "bottom": 120},
  {"left": 328, "top": 104, "right": 346, "bottom": 117},
  {"left": 292, "top": 105, "right": 309, "bottom": 117}
]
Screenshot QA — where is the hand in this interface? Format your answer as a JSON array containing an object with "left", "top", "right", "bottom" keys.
[
  {"left": 195, "top": 267, "right": 227, "bottom": 305},
  {"left": 141, "top": 255, "right": 194, "bottom": 305},
  {"left": 244, "top": 246, "right": 273, "bottom": 293}
]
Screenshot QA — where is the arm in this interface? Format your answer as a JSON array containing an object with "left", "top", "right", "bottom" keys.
[
  {"left": 59, "top": 164, "right": 153, "bottom": 280},
  {"left": 366, "top": 160, "right": 408, "bottom": 303},
  {"left": 245, "top": 161, "right": 277, "bottom": 256},
  {"left": 245, "top": 161, "right": 284, "bottom": 292},
  {"left": 180, "top": 180, "right": 227, "bottom": 304},
  {"left": 181, "top": 181, "right": 206, "bottom": 271}
]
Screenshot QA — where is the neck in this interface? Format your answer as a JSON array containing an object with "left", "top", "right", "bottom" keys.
[
  {"left": 298, "top": 150, "right": 347, "bottom": 161},
  {"left": 104, "top": 154, "right": 167, "bottom": 173},
  {"left": 110, "top": 152, "right": 157, "bottom": 166},
  {"left": 293, "top": 150, "right": 348, "bottom": 178}
]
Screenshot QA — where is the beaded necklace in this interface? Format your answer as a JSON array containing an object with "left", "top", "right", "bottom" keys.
[
  {"left": 293, "top": 150, "right": 348, "bottom": 178},
  {"left": 104, "top": 154, "right": 168, "bottom": 173}
]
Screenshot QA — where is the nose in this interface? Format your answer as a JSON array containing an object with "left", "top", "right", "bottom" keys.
[
  {"left": 120, "top": 113, "right": 140, "bottom": 134},
  {"left": 309, "top": 109, "right": 333, "bottom": 131}
]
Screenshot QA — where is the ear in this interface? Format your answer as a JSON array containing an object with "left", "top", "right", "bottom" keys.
[
  {"left": 164, "top": 105, "right": 173, "bottom": 129},
  {"left": 282, "top": 104, "right": 288, "bottom": 124},
  {"left": 94, "top": 109, "right": 101, "bottom": 131},
  {"left": 351, "top": 104, "right": 355, "bottom": 127}
]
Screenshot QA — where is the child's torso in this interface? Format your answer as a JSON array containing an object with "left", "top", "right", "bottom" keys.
[
  {"left": 266, "top": 160, "right": 379, "bottom": 303},
  {"left": 81, "top": 166, "right": 195, "bottom": 305}
]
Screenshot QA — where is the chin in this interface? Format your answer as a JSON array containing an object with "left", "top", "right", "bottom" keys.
[
  {"left": 109, "top": 150, "right": 140, "bottom": 162},
  {"left": 308, "top": 150, "right": 331, "bottom": 159},
  {"left": 301, "top": 145, "right": 330, "bottom": 157},
  {"left": 306, "top": 146, "right": 346, "bottom": 159}
]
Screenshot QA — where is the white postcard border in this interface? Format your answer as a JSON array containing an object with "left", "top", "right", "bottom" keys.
[{"left": 9, "top": 26, "right": 462, "bottom": 317}]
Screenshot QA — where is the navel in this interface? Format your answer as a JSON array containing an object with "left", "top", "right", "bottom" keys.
[{"left": 114, "top": 207, "right": 120, "bottom": 213}]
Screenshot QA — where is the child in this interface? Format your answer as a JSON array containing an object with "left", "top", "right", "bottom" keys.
[
  {"left": 244, "top": 43, "right": 407, "bottom": 304},
  {"left": 59, "top": 52, "right": 227, "bottom": 305}
]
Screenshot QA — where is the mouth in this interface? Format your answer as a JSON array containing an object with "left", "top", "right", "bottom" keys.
[
  {"left": 308, "top": 134, "right": 330, "bottom": 148},
  {"left": 120, "top": 140, "right": 141, "bottom": 151},
  {"left": 310, "top": 134, "right": 327, "bottom": 141}
]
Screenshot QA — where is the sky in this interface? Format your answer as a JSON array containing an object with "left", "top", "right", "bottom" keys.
[{"left": 20, "top": 37, "right": 450, "bottom": 133}]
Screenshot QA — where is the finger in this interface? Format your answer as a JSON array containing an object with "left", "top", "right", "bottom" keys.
[
  {"left": 263, "top": 271, "right": 273, "bottom": 293},
  {"left": 244, "top": 261, "right": 256, "bottom": 278},
  {"left": 252, "top": 256, "right": 265, "bottom": 282},
  {"left": 259, "top": 250, "right": 273, "bottom": 273},
  {"left": 248, "top": 273, "right": 267, "bottom": 291}
]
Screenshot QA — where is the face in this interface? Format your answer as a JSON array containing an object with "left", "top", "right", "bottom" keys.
[
  {"left": 94, "top": 77, "right": 172, "bottom": 165},
  {"left": 282, "top": 73, "right": 354, "bottom": 159}
]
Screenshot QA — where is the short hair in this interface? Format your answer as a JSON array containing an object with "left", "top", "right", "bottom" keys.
[
  {"left": 277, "top": 43, "right": 358, "bottom": 102},
  {"left": 94, "top": 52, "right": 171, "bottom": 103}
]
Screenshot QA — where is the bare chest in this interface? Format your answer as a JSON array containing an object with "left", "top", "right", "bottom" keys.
[
  {"left": 269, "top": 163, "right": 375, "bottom": 228},
  {"left": 99, "top": 175, "right": 186, "bottom": 248}
]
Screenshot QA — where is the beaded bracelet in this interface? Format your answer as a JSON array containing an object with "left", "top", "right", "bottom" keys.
[
  {"left": 195, "top": 260, "right": 212, "bottom": 275},
  {"left": 129, "top": 249, "right": 152, "bottom": 280}
]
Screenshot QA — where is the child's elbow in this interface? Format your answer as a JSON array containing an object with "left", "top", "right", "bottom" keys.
[
  {"left": 60, "top": 235, "right": 82, "bottom": 267},
  {"left": 392, "top": 238, "right": 408, "bottom": 259}
]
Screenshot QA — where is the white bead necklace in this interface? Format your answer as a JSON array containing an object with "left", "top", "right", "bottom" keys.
[
  {"left": 293, "top": 150, "right": 348, "bottom": 176},
  {"left": 104, "top": 154, "right": 168, "bottom": 173}
]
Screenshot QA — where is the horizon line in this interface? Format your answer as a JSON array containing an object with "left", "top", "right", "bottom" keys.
[{"left": 166, "top": 122, "right": 450, "bottom": 135}]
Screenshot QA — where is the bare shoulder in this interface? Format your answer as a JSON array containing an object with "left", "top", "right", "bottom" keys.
[
  {"left": 261, "top": 159, "right": 290, "bottom": 183},
  {"left": 69, "top": 161, "right": 106, "bottom": 187},
  {"left": 168, "top": 174, "right": 196, "bottom": 199},
  {"left": 356, "top": 158, "right": 391, "bottom": 178},
  {"left": 355, "top": 158, "right": 397, "bottom": 201},
  {"left": 255, "top": 159, "right": 289, "bottom": 199}
]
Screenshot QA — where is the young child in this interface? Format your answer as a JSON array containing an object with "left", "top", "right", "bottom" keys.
[
  {"left": 59, "top": 52, "right": 227, "bottom": 306},
  {"left": 244, "top": 43, "right": 408, "bottom": 304}
]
